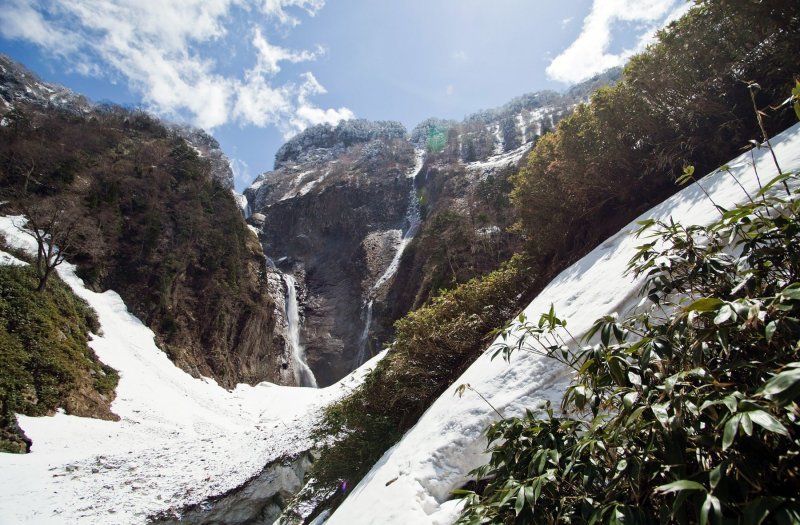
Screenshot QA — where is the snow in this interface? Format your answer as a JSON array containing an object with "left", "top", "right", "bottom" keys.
[
  {"left": 0, "top": 213, "right": 385, "bottom": 524},
  {"left": 280, "top": 170, "right": 316, "bottom": 201},
  {"left": 231, "top": 190, "right": 250, "bottom": 219},
  {"left": 464, "top": 142, "right": 530, "bottom": 173},
  {"left": 248, "top": 177, "right": 266, "bottom": 191},
  {"left": 407, "top": 149, "right": 425, "bottom": 179},
  {"left": 297, "top": 170, "right": 330, "bottom": 197},
  {"left": 0, "top": 248, "right": 26, "bottom": 266},
  {"left": 327, "top": 124, "right": 800, "bottom": 525}
]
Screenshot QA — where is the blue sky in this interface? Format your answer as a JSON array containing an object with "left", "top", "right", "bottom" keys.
[{"left": 0, "top": 0, "right": 688, "bottom": 191}]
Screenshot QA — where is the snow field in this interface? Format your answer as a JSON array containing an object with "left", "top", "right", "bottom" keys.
[{"left": 0, "top": 214, "right": 384, "bottom": 524}]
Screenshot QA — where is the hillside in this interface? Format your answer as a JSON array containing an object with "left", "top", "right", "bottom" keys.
[
  {"left": 0, "top": 55, "right": 301, "bottom": 389},
  {"left": 327, "top": 117, "right": 800, "bottom": 525},
  {"left": 0, "top": 213, "right": 384, "bottom": 523}
]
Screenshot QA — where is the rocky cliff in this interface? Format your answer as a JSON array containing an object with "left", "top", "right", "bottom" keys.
[
  {"left": 244, "top": 70, "right": 620, "bottom": 385},
  {"left": 245, "top": 119, "right": 417, "bottom": 386}
]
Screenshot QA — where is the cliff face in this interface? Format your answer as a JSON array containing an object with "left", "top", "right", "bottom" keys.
[
  {"left": 0, "top": 55, "right": 296, "bottom": 389},
  {"left": 246, "top": 120, "right": 416, "bottom": 386},
  {"left": 245, "top": 71, "right": 621, "bottom": 385}
]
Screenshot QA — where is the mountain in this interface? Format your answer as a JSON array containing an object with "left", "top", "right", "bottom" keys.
[
  {"left": 243, "top": 70, "right": 620, "bottom": 386},
  {"left": 0, "top": 54, "right": 303, "bottom": 389}
]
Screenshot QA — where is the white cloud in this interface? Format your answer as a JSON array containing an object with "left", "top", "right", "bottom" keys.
[
  {"left": 230, "top": 157, "right": 252, "bottom": 186},
  {"left": 561, "top": 17, "right": 573, "bottom": 28},
  {"left": 445, "top": 84, "right": 454, "bottom": 96},
  {"left": 282, "top": 72, "right": 354, "bottom": 138},
  {"left": 547, "top": 0, "right": 691, "bottom": 84},
  {"left": 0, "top": 0, "right": 352, "bottom": 134}
]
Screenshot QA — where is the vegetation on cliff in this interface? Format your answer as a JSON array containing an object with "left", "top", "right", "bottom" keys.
[
  {"left": 0, "top": 256, "right": 118, "bottom": 453},
  {"left": 0, "top": 102, "right": 279, "bottom": 388}
]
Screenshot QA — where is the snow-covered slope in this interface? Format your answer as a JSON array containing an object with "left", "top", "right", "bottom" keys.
[
  {"left": 0, "top": 216, "right": 383, "bottom": 525},
  {"left": 327, "top": 123, "right": 800, "bottom": 525}
]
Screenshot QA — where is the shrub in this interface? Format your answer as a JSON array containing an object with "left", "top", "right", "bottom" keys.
[
  {"left": 457, "top": 162, "right": 800, "bottom": 523},
  {"left": 0, "top": 264, "right": 118, "bottom": 453}
]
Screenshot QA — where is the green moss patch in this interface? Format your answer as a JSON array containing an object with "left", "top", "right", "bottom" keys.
[{"left": 0, "top": 264, "right": 118, "bottom": 453}]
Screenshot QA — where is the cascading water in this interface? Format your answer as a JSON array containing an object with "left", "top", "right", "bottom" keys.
[
  {"left": 355, "top": 299, "right": 373, "bottom": 365},
  {"left": 355, "top": 150, "right": 425, "bottom": 366},
  {"left": 283, "top": 274, "right": 318, "bottom": 387}
]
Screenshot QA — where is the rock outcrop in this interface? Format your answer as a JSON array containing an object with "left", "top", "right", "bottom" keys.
[{"left": 246, "top": 120, "right": 416, "bottom": 386}]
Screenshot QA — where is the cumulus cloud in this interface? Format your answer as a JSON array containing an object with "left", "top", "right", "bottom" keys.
[
  {"left": 283, "top": 72, "right": 354, "bottom": 138},
  {"left": 547, "top": 0, "right": 690, "bottom": 84},
  {"left": 0, "top": 0, "right": 352, "bottom": 134}
]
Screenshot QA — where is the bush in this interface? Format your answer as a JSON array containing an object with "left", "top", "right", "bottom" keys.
[
  {"left": 0, "top": 264, "right": 118, "bottom": 453},
  {"left": 457, "top": 162, "right": 800, "bottom": 523}
]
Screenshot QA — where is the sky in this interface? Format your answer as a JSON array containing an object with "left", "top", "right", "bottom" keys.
[{"left": 0, "top": 0, "right": 689, "bottom": 191}]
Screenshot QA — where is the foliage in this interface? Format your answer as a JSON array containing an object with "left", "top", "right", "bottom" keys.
[
  {"left": 0, "top": 102, "right": 271, "bottom": 387},
  {"left": 456, "top": 163, "right": 800, "bottom": 523},
  {"left": 312, "top": 255, "right": 533, "bottom": 486},
  {"left": 512, "top": 0, "right": 799, "bottom": 267},
  {"left": 0, "top": 264, "right": 118, "bottom": 453}
]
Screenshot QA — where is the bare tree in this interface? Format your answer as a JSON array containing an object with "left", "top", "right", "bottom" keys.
[{"left": 14, "top": 196, "right": 97, "bottom": 292}]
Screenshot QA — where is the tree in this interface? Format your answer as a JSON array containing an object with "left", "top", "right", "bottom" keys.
[{"left": 14, "top": 196, "right": 101, "bottom": 292}]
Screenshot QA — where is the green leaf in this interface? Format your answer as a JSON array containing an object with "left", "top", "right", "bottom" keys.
[
  {"left": 780, "top": 283, "right": 800, "bottom": 300},
  {"left": 686, "top": 297, "right": 724, "bottom": 312},
  {"left": 514, "top": 487, "right": 525, "bottom": 516},
  {"left": 709, "top": 464, "right": 722, "bottom": 490},
  {"left": 723, "top": 414, "right": 741, "bottom": 450},
  {"left": 655, "top": 480, "right": 706, "bottom": 494},
  {"left": 700, "top": 494, "right": 722, "bottom": 525},
  {"left": 793, "top": 80, "right": 800, "bottom": 121},
  {"left": 760, "top": 366, "right": 800, "bottom": 401},
  {"left": 747, "top": 410, "right": 789, "bottom": 436},
  {"left": 741, "top": 412, "right": 754, "bottom": 436},
  {"left": 765, "top": 321, "right": 777, "bottom": 343},
  {"left": 713, "top": 304, "right": 734, "bottom": 325},
  {"left": 677, "top": 165, "right": 696, "bottom": 185}
]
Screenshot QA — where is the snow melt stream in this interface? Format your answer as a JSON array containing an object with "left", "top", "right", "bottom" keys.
[{"left": 327, "top": 123, "right": 800, "bottom": 525}]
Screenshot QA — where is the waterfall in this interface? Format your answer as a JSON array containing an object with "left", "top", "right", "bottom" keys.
[
  {"left": 355, "top": 151, "right": 425, "bottom": 366},
  {"left": 372, "top": 181, "right": 421, "bottom": 291},
  {"left": 282, "top": 274, "right": 318, "bottom": 388},
  {"left": 355, "top": 300, "right": 373, "bottom": 365}
]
